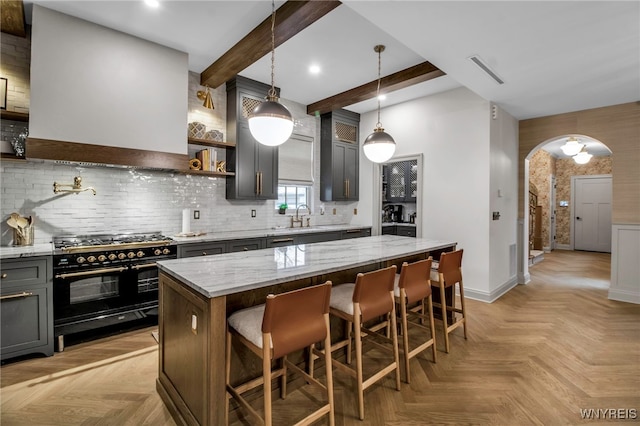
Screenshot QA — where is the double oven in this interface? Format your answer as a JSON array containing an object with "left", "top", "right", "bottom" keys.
[{"left": 52, "top": 232, "right": 176, "bottom": 351}]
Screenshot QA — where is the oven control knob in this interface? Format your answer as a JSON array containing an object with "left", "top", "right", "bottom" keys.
[
  {"left": 77, "top": 257, "right": 86, "bottom": 264},
  {"left": 98, "top": 255, "right": 107, "bottom": 262},
  {"left": 154, "top": 249, "right": 162, "bottom": 256},
  {"left": 118, "top": 253, "right": 127, "bottom": 260},
  {"left": 162, "top": 248, "right": 171, "bottom": 255},
  {"left": 127, "top": 252, "right": 136, "bottom": 259},
  {"left": 87, "top": 256, "right": 96, "bottom": 263},
  {"left": 108, "top": 254, "right": 117, "bottom": 261},
  {"left": 137, "top": 251, "right": 144, "bottom": 258}
]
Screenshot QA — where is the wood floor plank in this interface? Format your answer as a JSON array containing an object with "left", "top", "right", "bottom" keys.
[{"left": 1, "top": 250, "right": 639, "bottom": 425}]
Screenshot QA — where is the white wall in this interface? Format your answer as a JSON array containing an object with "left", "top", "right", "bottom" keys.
[
  {"left": 29, "top": 5, "right": 188, "bottom": 154},
  {"left": 357, "top": 87, "right": 515, "bottom": 300}
]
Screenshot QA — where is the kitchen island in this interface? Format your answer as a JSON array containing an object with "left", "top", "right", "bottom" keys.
[{"left": 156, "top": 235, "right": 456, "bottom": 425}]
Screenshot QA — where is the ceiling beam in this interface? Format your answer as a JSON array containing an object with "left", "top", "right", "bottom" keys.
[
  {"left": 0, "top": 0, "right": 26, "bottom": 37},
  {"left": 307, "top": 61, "right": 446, "bottom": 116},
  {"left": 200, "top": 0, "right": 342, "bottom": 89}
]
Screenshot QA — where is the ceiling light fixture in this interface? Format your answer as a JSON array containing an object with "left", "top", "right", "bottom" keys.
[
  {"left": 573, "top": 147, "right": 593, "bottom": 164},
  {"left": 144, "top": 0, "right": 159, "bottom": 8},
  {"left": 196, "top": 85, "right": 214, "bottom": 110},
  {"left": 560, "top": 136, "right": 584, "bottom": 156},
  {"left": 247, "top": 0, "right": 293, "bottom": 147},
  {"left": 363, "top": 44, "right": 396, "bottom": 163}
]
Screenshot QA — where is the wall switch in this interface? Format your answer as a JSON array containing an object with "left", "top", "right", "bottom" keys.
[
  {"left": 251, "top": 209, "right": 256, "bottom": 218},
  {"left": 193, "top": 210, "right": 200, "bottom": 219},
  {"left": 332, "top": 208, "right": 337, "bottom": 215},
  {"left": 354, "top": 208, "right": 358, "bottom": 215},
  {"left": 320, "top": 204, "right": 325, "bottom": 215}
]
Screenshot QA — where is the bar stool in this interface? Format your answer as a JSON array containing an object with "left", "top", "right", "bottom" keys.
[
  {"left": 226, "top": 282, "right": 334, "bottom": 426},
  {"left": 394, "top": 258, "right": 437, "bottom": 383},
  {"left": 328, "top": 265, "right": 400, "bottom": 420},
  {"left": 431, "top": 249, "right": 467, "bottom": 353}
]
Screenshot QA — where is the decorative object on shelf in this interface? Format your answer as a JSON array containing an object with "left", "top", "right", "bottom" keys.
[
  {"left": 189, "top": 158, "right": 202, "bottom": 170},
  {"left": 573, "top": 147, "right": 593, "bottom": 164},
  {"left": 196, "top": 149, "right": 211, "bottom": 171},
  {"left": 53, "top": 176, "right": 96, "bottom": 195},
  {"left": 0, "top": 77, "right": 6, "bottom": 110},
  {"left": 215, "top": 160, "right": 226, "bottom": 173},
  {"left": 196, "top": 85, "right": 214, "bottom": 110},
  {"left": 560, "top": 136, "right": 584, "bottom": 156},
  {"left": 188, "top": 122, "right": 207, "bottom": 139},
  {"left": 6, "top": 212, "right": 34, "bottom": 246},
  {"left": 247, "top": 0, "right": 293, "bottom": 147},
  {"left": 10, "top": 129, "right": 27, "bottom": 157},
  {"left": 363, "top": 44, "right": 396, "bottom": 163},
  {"left": 204, "top": 129, "right": 223, "bottom": 142},
  {"left": 278, "top": 203, "right": 288, "bottom": 214}
]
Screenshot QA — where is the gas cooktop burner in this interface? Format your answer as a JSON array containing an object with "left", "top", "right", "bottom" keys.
[{"left": 53, "top": 232, "right": 173, "bottom": 252}]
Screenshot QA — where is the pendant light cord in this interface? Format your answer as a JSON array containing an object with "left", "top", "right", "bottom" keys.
[
  {"left": 376, "top": 46, "right": 382, "bottom": 129},
  {"left": 268, "top": 0, "right": 277, "bottom": 98}
]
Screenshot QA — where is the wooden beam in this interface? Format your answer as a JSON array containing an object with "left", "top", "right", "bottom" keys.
[
  {"left": 307, "top": 62, "right": 446, "bottom": 116},
  {"left": 200, "top": 0, "right": 341, "bottom": 89},
  {"left": 0, "top": 0, "right": 26, "bottom": 37}
]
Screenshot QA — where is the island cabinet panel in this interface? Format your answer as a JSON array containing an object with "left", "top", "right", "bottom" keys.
[
  {"left": 157, "top": 273, "right": 226, "bottom": 426},
  {"left": 0, "top": 257, "right": 54, "bottom": 360},
  {"left": 226, "top": 76, "right": 279, "bottom": 200},
  {"left": 320, "top": 109, "right": 360, "bottom": 201}
]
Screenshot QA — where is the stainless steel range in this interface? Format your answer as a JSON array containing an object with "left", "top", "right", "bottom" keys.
[{"left": 52, "top": 232, "right": 176, "bottom": 351}]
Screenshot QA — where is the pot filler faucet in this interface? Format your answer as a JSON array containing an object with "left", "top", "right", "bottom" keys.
[{"left": 291, "top": 204, "right": 311, "bottom": 228}]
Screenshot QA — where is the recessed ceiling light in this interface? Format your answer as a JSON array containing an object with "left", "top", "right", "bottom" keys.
[
  {"left": 144, "top": 0, "right": 160, "bottom": 8},
  {"left": 309, "top": 64, "right": 321, "bottom": 75},
  {"left": 377, "top": 94, "right": 386, "bottom": 101}
]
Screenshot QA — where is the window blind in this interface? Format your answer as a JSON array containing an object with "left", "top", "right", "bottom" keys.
[{"left": 278, "top": 134, "right": 314, "bottom": 185}]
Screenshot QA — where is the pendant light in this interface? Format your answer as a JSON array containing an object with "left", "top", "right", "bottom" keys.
[
  {"left": 560, "top": 136, "right": 583, "bottom": 156},
  {"left": 573, "top": 147, "right": 593, "bottom": 164},
  {"left": 363, "top": 44, "right": 396, "bottom": 163},
  {"left": 247, "top": 0, "right": 293, "bottom": 147}
]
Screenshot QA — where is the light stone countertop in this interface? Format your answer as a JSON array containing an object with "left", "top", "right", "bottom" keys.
[
  {"left": 0, "top": 243, "right": 54, "bottom": 260},
  {"left": 157, "top": 235, "right": 456, "bottom": 299}
]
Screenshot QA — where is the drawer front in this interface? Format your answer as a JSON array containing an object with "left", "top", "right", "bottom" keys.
[
  {"left": 1, "top": 285, "right": 52, "bottom": 359},
  {"left": 267, "top": 236, "right": 297, "bottom": 248},
  {"left": 178, "top": 242, "right": 226, "bottom": 258},
  {"left": 396, "top": 226, "right": 416, "bottom": 237},
  {"left": 297, "top": 231, "right": 341, "bottom": 245},
  {"left": 0, "top": 258, "right": 49, "bottom": 289},
  {"left": 227, "top": 238, "right": 265, "bottom": 253},
  {"left": 341, "top": 228, "right": 372, "bottom": 239}
]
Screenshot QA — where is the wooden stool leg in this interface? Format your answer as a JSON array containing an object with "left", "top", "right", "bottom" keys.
[
  {"left": 262, "top": 335, "right": 272, "bottom": 426},
  {"left": 439, "top": 281, "right": 450, "bottom": 353},
  {"left": 225, "top": 327, "right": 232, "bottom": 426},
  {"left": 400, "top": 293, "right": 411, "bottom": 383},
  {"left": 390, "top": 304, "right": 401, "bottom": 391},
  {"left": 354, "top": 310, "right": 365, "bottom": 420},
  {"left": 427, "top": 294, "right": 437, "bottom": 362},
  {"left": 281, "top": 355, "right": 287, "bottom": 399},
  {"left": 458, "top": 280, "right": 468, "bottom": 339},
  {"left": 324, "top": 315, "right": 335, "bottom": 426},
  {"left": 346, "top": 320, "right": 353, "bottom": 365},
  {"left": 309, "top": 343, "right": 316, "bottom": 379}
]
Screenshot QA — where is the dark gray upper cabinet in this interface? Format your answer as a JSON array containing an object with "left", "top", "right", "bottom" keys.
[
  {"left": 320, "top": 109, "right": 360, "bottom": 201},
  {"left": 226, "top": 76, "right": 279, "bottom": 200}
]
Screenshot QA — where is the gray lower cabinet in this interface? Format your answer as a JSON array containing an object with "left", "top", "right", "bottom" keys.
[
  {"left": 266, "top": 235, "right": 297, "bottom": 248},
  {"left": 382, "top": 225, "right": 396, "bottom": 235},
  {"left": 178, "top": 241, "right": 226, "bottom": 258},
  {"left": 396, "top": 225, "right": 417, "bottom": 237},
  {"left": 227, "top": 238, "right": 266, "bottom": 253},
  {"left": 297, "top": 231, "right": 342, "bottom": 244},
  {"left": 0, "top": 257, "right": 54, "bottom": 360},
  {"left": 340, "top": 228, "right": 372, "bottom": 239}
]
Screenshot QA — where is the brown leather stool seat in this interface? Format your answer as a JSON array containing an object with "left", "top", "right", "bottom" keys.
[
  {"left": 394, "top": 257, "right": 437, "bottom": 383},
  {"left": 431, "top": 249, "right": 467, "bottom": 353},
  {"left": 226, "top": 282, "right": 334, "bottom": 426},
  {"left": 327, "top": 265, "right": 401, "bottom": 420}
]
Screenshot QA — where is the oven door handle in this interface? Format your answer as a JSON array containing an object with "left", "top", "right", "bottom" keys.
[
  {"left": 55, "top": 266, "right": 128, "bottom": 279},
  {"left": 130, "top": 263, "right": 158, "bottom": 270}
]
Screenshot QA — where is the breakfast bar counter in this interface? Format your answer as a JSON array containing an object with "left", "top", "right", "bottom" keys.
[{"left": 156, "top": 235, "right": 456, "bottom": 425}]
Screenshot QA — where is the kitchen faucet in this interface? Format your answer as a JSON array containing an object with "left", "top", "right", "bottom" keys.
[{"left": 291, "top": 204, "right": 310, "bottom": 228}]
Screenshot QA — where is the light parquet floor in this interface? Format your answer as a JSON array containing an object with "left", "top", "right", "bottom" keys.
[{"left": 1, "top": 249, "right": 639, "bottom": 425}]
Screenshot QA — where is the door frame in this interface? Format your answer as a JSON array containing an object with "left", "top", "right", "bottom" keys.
[
  {"left": 372, "top": 153, "right": 423, "bottom": 238},
  {"left": 570, "top": 174, "right": 612, "bottom": 250},
  {"left": 550, "top": 175, "right": 556, "bottom": 251}
]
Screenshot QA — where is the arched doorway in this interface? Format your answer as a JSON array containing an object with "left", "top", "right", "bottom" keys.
[{"left": 523, "top": 134, "right": 612, "bottom": 279}]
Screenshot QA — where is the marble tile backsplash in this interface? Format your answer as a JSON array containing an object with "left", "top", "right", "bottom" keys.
[{"left": 1, "top": 160, "right": 355, "bottom": 246}]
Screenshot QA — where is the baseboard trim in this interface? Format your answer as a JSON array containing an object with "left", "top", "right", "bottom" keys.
[
  {"left": 464, "top": 277, "right": 518, "bottom": 303},
  {"left": 608, "top": 288, "right": 640, "bottom": 304},
  {"left": 518, "top": 272, "right": 531, "bottom": 284},
  {"left": 556, "top": 244, "right": 572, "bottom": 250}
]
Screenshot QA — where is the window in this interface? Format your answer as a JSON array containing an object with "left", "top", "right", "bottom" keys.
[{"left": 276, "top": 185, "right": 310, "bottom": 210}]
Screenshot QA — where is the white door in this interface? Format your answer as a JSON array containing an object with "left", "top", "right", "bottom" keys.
[{"left": 574, "top": 176, "right": 612, "bottom": 252}]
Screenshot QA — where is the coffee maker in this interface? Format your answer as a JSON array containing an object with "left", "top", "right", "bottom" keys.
[{"left": 389, "top": 204, "right": 403, "bottom": 223}]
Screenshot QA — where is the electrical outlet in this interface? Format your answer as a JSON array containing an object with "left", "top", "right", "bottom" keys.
[
  {"left": 191, "top": 313, "right": 198, "bottom": 335},
  {"left": 492, "top": 211, "right": 500, "bottom": 220},
  {"left": 193, "top": 210, "right": 200, "bottom": 220},
  {"left": 354, "top": 208, "right": 358, "bottom": 215},
  {"left": 332, "top": 208, "right": 336, "bottom": 215},
  {"left": 251, "top": 209, "right": 256, "bottom": 218}
]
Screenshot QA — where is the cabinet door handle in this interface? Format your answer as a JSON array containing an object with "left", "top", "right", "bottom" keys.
[
  {"left": 1, "top": 273, "right": 7, "bottom": 279},
  {"left": 345, "top": 229, "right": 361, "bottom": 234},
  {"left": 202, "top": 252, "right": 208, "bottom": 256},
  {"left": 259, "top": 172, "right": 263, "bottom": 195},
  {"left": 347, "top": 179, "right": 350, "bottom": 198},
  {"left": 0, "top": 291, "right": 34, "bottom": 301},
  {"left": 272, "top": 238, "right": 294, "bottom": 243},
  {"left": 256, "top": 172, "right": 260, "bottom": 196}
]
